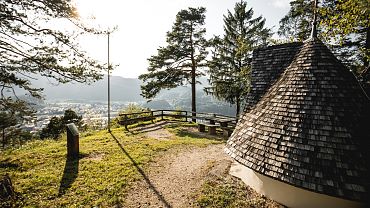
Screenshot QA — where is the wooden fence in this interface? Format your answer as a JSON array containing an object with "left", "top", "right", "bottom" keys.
[{"left": 118, "top": 109, "right": 237, "bottom": 130}]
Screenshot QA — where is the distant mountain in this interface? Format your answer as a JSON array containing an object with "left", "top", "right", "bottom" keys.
[
  {"left": 156, "top": 83, "right": 237, "bottom": 116},
  {"left": 24, "top": 74, "right": 237, "bottom": 116},
  {"left": 30, "top": 75, "right": 144, "bottom": 102}
]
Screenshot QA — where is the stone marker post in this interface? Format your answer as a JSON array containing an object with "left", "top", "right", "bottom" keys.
[{"left": 66, "top": 123, "right": 79, "bottom": 159}]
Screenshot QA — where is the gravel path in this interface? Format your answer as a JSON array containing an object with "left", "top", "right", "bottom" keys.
[{"left": 124, "top": 142, "right": 231, "bottom": 208}]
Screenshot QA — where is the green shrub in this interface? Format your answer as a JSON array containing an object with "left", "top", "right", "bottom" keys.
[{"left": 120, "top": 103, "right": 150, "bottom": 119}]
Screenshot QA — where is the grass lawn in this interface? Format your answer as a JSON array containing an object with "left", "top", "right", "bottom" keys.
[
  {"left": 0, "top": 122, "right": 223, "bottom": 207},
  {"left": 195, "top": 172, "right": 280, "bottom": 208}
]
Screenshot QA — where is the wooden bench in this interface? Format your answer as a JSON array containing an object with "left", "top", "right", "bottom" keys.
[
  {"left": 198, "top": 123, "right": 219, "bottom": 135},
  {"left": 119, "top": 115, "right": 155, "bottom": 130}
]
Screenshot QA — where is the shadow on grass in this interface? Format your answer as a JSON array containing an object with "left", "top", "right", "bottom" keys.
[
  {"left": 109, "top": 132, "right": 171, "bottom": 208},
  {"left": 0, "top": 159, "right": 21, "bottom": 170},
  {"left": 173, "top": 127, "right": 227, "bottom": 141},
  {"left": 58, "top": 153, "right": 86, "bottom": 196}
]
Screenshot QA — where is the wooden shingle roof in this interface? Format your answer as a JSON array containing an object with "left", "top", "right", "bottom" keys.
[
  {"left": 226, "top": 38, "right": 370, "bottom": 202},
  {"left": 244, "top": 42, "right": 303, "bottom": 111}
]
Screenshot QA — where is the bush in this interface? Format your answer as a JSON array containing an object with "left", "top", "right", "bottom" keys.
[
  {"left": 40, "top": 109, "right": 83, "bottom": 139},
  {"left": 119, "top": 103, "right": 150, "bottom": 120}
]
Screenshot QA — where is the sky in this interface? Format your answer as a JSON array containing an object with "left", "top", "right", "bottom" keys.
[{"left": 74, "top": 0, "right": 291, "bottom": 78}]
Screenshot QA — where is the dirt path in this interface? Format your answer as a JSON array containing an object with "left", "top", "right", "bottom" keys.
[{"left": 124, "top": 127, "right": 231, "bottom": 208}]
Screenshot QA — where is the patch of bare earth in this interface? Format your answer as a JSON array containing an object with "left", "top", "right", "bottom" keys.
[
  {"left": 130, "top": 121, "right": 177, "bottom": 140},
  {"left": 144, "top": 128, "right": 173, "bottom": 140},
  {"left": 124, "top": 122, "right": 281, "bottom": 208},
  {"left": 124, "top": 144, "right": 230, "bottom": 208}
]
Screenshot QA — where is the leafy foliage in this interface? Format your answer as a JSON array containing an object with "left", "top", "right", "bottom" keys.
[
  {"left": 0, "top": 112, "right": 17, "bottom": 131},
  {"left": 278, "top": 0, "right": 315, "bottom": 41},
  {"left": 40, "top": 116, "right": 63, "bottom": 139},
  {"left": 1, "top": 0, "right": 104, "bottom": 126},
  {"left": 120, "top": 103, "right": 147, "bottom": 114},
  {"left": 139, "top": 7, "right": 208, "bottom": 114},
  {"left": 0, "top": 111, "right": 17, "bottom": 148},
  {"left": 0, "top": 101, "right": 35, "bottom": 148},
  {"left": 40, "top": 109, "right": 83, "bottom": 139},
  {"left": 205, "top": 1, "right": 271, "bottom": 116},
  {"left": 62, "top": 109, "right": 83, "bottom": 126},
  {"left": 320, "top": 0, "right": 370, "bottom": 94},
  {"left": 118, "top": 103, "right": 150, "bottom": 119}
]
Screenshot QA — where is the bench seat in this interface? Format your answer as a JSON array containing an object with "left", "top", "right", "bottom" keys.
[{"left": 198, "top": 123, "right": 220, "bottom": 135}]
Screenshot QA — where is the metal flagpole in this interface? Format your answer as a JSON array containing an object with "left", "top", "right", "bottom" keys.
[{"left": 107, "top": 32, "right": 111, "bottom": 132}]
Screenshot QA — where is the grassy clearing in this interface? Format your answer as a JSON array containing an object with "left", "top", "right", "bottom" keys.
[
  {"left": 195, "top": 171, "right": 280, "bottom": 208},
  {"left": 0, "top": 122, "right": 223, "bottom": 207}
]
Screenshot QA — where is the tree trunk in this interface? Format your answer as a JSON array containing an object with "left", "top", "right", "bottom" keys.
[
  {"left": 364, "top": 26, "right": 370, "bottom": 68},
  {"left": 190, "top": 23, "right": 197, "bottom": 122},
  {"left": 2, "top": 128, "right": 5, "bottom": 149},
  {"left": 236, "top": 97, "right": 240, "bottom": 118},
  {"left": 191, "top": 67, "right": 196, "bottom": 122}
]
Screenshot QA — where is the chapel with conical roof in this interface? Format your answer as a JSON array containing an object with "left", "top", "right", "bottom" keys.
[{"left": 225, "top": 1, "right": 369, "bottom": 207}]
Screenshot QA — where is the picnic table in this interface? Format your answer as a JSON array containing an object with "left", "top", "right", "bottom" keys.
[
  {"left": 198, "top": 123, "right": 219, "bottom": 135},
  {"left": 198, "top": 116, "right": 237, "bottom": 136},
  {"left": 205, "top": 116, "right": 236, "bottom": 127}
]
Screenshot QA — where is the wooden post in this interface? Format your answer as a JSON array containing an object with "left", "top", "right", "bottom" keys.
[
  {"left": 209, "top": 126, "right": 217, "bottom": 135},
  {"left": 124, "top": 114, "right": 128, "bottom": 131},
  {"left": 151, "top": 111, "right": 154, "bottom": 123},
  {"left": 185, "top": 111, "right": 188, "bottom": 122},
  {"left": 66, "top": 123, "right": 79, "bottom": 159},
  {"left": 161, "top": 110, "right": 164, "bottom": 120},
  {"left": 2, "top": 128, "right": 5, "bottom": 149},
  {"left": 198, "top": 124, "right": 205, "bottom": 132}
]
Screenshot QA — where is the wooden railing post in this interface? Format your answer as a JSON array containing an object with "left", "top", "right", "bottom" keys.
[
  {"left": 151, "top": 111, "right": 154, "bottom": 123},
  {"left": 118, "top": 109, "right": 238, "bottom": 129},
  {"left": 124, "top": 114, "right": 128, "bottom": 131}
]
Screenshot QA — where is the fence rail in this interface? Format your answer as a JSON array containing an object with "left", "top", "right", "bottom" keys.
[{"left": 118, "top": 109, "right": 237, "bottom": 130}]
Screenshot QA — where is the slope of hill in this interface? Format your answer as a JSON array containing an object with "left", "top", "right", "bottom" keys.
[
  {"left": 0, "top": 122, "right": 279, "bottom": 207},
  {"left": 0, "top": 123, "right": 221, "bottom": 207}
]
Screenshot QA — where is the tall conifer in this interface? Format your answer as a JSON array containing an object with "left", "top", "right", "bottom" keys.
[
  {"left": 206, "top": 1, "right": 271, "bottom": 116},
  {"left": 139, "top": 7, "right": 208, "bottom": 121}
]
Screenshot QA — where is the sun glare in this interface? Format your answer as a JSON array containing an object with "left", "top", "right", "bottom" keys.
[{"left": 74, "top": 0, "right": 119, "bottom": 25}]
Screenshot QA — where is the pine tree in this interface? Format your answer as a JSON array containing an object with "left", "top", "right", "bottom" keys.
[
  {"left": 40, "top": 109, "right": 83, "bottom": 139},
  {"left": 0, "top": 112, "right": 17, "bottom": 148},
  {"left": 205, "top": 1, "right": 271, "bottom": 116},
  {"left": 139, "top": 7, "right": 208, "bottom": 121},
  {"left": 1, "top": 0, "right": 104, "bottom": 125},
  {"left": 278, "top": 0, "right": 315, "bottom": 41}
]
